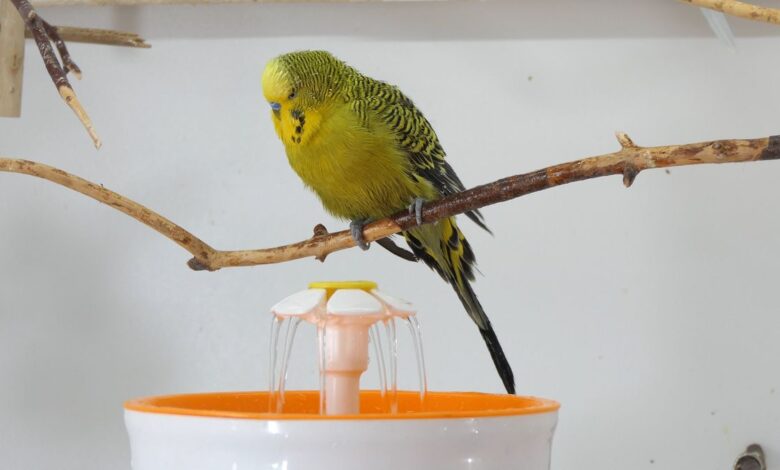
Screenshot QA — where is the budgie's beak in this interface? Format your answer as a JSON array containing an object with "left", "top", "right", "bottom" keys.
[{"left": 269, "top": 102, "right": 281, "bottom": 111}]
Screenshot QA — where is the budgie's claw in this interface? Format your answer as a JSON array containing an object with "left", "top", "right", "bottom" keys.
[
  {"left": 408, "top": 197, "right": 425, "bottom": 226},
  {"left": 350, "top": 219, "right": 370, "bottom": 251}
]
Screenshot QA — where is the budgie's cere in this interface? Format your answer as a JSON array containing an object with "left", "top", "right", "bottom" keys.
[{"left": 262, "top": 51, "right": 515, "bottom": 394}]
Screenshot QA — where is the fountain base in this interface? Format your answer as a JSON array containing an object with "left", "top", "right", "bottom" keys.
[{"left": 125, "top": 390, "right": 559, "bottom": 470}]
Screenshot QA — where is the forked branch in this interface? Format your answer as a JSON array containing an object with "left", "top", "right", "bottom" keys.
[
  {"left": 9, "top": 0, "right": 101, "bottom": 147},
  {"left": 1, "top": 132, "right": 779, "bottom": 271}
]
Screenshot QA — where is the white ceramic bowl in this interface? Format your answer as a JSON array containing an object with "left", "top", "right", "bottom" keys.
[{"left": 125, "top": 390, "right": 559, "bottom": 470}]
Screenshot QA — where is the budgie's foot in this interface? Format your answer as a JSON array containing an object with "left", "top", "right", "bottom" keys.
[
  {"left": 408, "top": 197, "right": 425, "bottom": 226},
  {"left": 350, "top": 219, "right": 370, "bottom": 251}
]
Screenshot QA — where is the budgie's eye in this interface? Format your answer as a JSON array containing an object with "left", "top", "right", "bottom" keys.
[{"left": 288, "top": 89, "right": 297, "bottom": 99}]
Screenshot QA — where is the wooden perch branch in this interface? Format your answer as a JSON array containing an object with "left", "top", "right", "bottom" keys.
[
  {"left": 25, "top": 26, "right": 150, "bottom": 49},
  {"left": 0, "top": 158, "right": 215, "bottom": 260},
  {"left": 680, "top": 0, "right": 780, "bottom": 25},
  {"left": 1, "top": 133, "right": 779, "bottom": 271},
  {"left": 9, "top": 0, "right": 101, "bottom": 147}
]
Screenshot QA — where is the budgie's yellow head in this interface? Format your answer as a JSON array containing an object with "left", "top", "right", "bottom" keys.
[
  {"left": 262, "top": 51, "right": 347, "bottom": 114},
  {"left": 262, "top": 51, "right": 350, "bottom": 146}
]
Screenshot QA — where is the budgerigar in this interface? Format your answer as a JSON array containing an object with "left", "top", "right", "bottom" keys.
[{"left": 262, "top": 51, "right": 515, "bottom": 394}]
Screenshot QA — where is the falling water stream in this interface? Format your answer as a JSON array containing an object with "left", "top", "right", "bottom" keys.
[
  {"left": 368, "top": 324, "right": 387, "bottom": 406},
  {"left": 267, "top": 316, "right": 304, "bottom": 413},
  {"left": 268, "top": 314, "right": 427, "bottom": 415},
  {"left": 385, "top": 318, "right": 399, "bottom": 413},
  {"left": 317, "top": 324, "right": 327, "bottom": 414},
  {"left": 267, "top": 315, "right": 281, "bottom": 411},
  {"left": 406, "top": 316, "right": 428, "bottom": 402}
]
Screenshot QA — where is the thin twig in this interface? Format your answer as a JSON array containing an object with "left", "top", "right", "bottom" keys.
[
  {"left": 9, "top": 0, "right": 101, "bottom": 148},
  {"left": 680, "top": 0, "right": 780, "bottom": 24},
  {"left": 1, "top": 132, "right": 779, "bottom": 271},
  {"left": 25, "top": 25, "right": 151, "bottom": 49}
]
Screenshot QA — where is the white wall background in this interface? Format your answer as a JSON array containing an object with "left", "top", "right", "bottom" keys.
[{"left": 2, "top": 1, "right": 780, "bottom": 469}]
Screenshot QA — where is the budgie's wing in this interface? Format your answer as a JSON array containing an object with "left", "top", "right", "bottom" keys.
[{"left": 355, "top": 82, "right": 490, "bottom": 233}]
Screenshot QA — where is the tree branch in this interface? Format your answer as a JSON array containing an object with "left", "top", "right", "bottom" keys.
[
  {"left": 9, "top": 0, "right": 101, "bottom": 148},
  {"left": 1, "top": 132, "right": 779, "bottom": 271},
  {"left": 680, "top": 0, "right": 780, "bottom": 25}
]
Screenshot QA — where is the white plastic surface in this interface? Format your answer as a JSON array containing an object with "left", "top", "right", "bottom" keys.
[
  {"left": 326, "top": 289, "right": 384, "bottom": 316},
  {"left": 372, "top": 289, "right": 416, "bottom": 317},
  {"left": 271, "top": 288, "right": 326, "bottom": 316},
  {"left": 125, "top": 408, "right": 558, "bottom": 470}
]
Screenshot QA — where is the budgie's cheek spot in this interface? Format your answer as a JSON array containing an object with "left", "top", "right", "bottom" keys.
[{"left": 290, "top": 109, "right": 306, "bottom": 137}]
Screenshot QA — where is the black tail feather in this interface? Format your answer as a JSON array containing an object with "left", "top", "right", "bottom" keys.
[
  {"left": 478, "top": 321, "right": 516, "bottom": 395},
  {"left": 403, "top": 222, "right": 515, "bottom": 394},
  {"left": 376, "top": 237, "right": 419, "bottom": 262},
  {"left": 452, "top": 278, "right": 516, "bottom": 395}
]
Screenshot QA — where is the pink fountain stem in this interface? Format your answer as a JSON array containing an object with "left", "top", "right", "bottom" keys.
[{"left": 322, "top": 319, "right": 374, "bottom": 415}]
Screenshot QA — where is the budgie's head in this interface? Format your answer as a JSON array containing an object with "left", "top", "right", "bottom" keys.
[{"left": 262, "top": 50, "right": 347, "bottom": 115}]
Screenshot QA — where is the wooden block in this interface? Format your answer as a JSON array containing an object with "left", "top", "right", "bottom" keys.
[{"left": 0, "top": 0, "right": 25, "bottom": 117}]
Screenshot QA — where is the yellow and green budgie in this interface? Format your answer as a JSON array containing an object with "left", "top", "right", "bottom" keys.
[{"left": 262, "top": 51, "right": 515, "bottom": 394}]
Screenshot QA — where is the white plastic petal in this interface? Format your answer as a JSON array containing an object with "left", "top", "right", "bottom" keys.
[
  {"left": 372, "top": 289, "right": 416, "bottom": 317},
  {"left": 271, "top": 289, "right": 326, "bottom": 316},
  {"left": 326, "top": 289, "right": 383, "bottom": 316}
]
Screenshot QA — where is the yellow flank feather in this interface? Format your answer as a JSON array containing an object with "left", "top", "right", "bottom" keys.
[{"left": 261, "top": 51, "right": 515, "bottom": 394}]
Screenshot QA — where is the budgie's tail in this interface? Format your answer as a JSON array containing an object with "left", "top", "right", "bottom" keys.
[
  {"left": 404, "top": 218, "right": 516, "bottom": 395},
  {"left": 451, "top": 275, "right": 516, "bottom": 395}
]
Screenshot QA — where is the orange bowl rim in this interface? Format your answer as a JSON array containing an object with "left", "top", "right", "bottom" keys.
[{"left": 124, "top": 390, "right": 560, "bottom": 421}]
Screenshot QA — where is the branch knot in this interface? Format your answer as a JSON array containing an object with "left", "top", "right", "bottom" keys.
[
  {"left": 312, "top": 224, "right": 330, "bottom": 262},
  {"left": 622, "top": 162, "right": 640, "bottom": 188}
]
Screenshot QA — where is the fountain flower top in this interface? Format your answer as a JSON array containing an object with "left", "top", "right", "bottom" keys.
[
  {"left": 271, "top": 281, "right": 416, "bottom": 321},
  {"left": 268, "top": 281, "right": 424, "bottom": 415}
]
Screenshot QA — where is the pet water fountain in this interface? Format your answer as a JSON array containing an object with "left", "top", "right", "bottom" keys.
[{"left": 124, "top": 281, "right": 559, "bottom": 469}]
